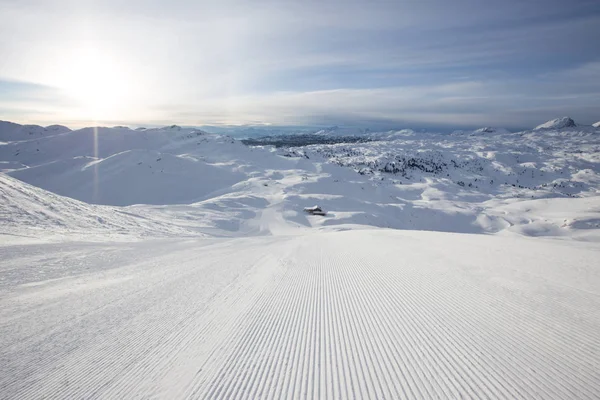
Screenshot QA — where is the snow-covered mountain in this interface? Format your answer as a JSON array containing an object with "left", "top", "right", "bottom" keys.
[
  {"left": 0, "top": 125, "right": 249, "bottom": 205},
  {"left": 1, "top": 118, "right": 600, "bottom": 398},
  {"left": 534, "top": 116, "right": 577, "bottom": 130},
  {"left": 0, "top": 120, "right": 71, "bottom": 142},
  {"left": 471, "top": 126, "right": 511, "bottom": 134},
  {"left": 1, "top": 118, "right": 599, "bottom": 239}
]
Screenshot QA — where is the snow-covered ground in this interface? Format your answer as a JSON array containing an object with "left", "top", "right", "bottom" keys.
[
  {"left": 2, "top": 230, "right": 599, "bottom": 399},
  {"left": 1, "top": 118, "right": 599, "bottom": 398},
  {"left": 2, "top": 118, "right": 600, "bottom": 240}
]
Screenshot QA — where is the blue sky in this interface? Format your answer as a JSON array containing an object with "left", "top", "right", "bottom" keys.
[{"left": 0, "top": 0, "right": 599, "bottom": 129}]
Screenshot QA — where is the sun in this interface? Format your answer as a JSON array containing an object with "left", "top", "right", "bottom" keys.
[{"left": 59, "top": 46, "right": 132, "bottom": 121}]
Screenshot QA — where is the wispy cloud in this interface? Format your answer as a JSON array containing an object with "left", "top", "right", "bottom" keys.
[{"left": 0, "top": 79, "right": 76, "bottom": 122}]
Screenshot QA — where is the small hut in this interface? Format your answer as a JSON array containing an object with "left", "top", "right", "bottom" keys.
[{"left": 303, "top": 205, "right": 326, "bottom": 216}]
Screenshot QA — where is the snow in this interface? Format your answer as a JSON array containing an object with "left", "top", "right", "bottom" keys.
[
  {"left": 471, "top": 126, "right": 511, "bottom": 134},
  {"left": 0, "top": 174, "right": 208, "bottom": 243},
  {"left": 9, "top": 150, "right": 245, "bottom": 206},
  {"left": 1, "top": 119, "right": 600, "bottom": 398},
  {"left": 1, "top": 230, "right": 599, "bottom": 398},
  {"left": 0, "top": 125, "right": 249, "bottom": 205},
  {"left": 534, "top": 116, "right": 576, "bottom": 130},
  {"left": 0, "top": 120, "right": 71, "bottom": 142}
]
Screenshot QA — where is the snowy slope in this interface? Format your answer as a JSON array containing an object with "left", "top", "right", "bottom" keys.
[
  {"left": 1, "top": 230, "right": 599, "bottom": 398},
  {"left": 9, "top": 150, "right": 245, "bottom": 206},
  {"left": 0, "top": 173, "right": 203, "bottom": 242},
  {"left": 0, "top": 125, "right": 250, "bottom": 205}
]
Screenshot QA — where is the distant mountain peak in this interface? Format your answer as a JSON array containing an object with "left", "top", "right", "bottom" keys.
[
  {"left": 472, "top": 127, "right": 510, "bottom": 134},
  {"left": 475, "top": 127, "right": 496, "bottom": 133},
  {"left": 534, "top": 117, "right": 576, "bottom": 130},
  {"left": 45, "top": 124, "right": 71, "bottom": 132}
]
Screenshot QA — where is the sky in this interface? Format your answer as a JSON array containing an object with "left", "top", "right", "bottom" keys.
[{"left": 0, "top": 0, "right": 599, "bottom": 130}]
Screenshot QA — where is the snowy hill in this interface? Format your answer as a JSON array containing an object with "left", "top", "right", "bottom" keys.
[
  {"left": 0, "top": 125, "right": 251, "bottom": 205},
  {"left": 1, "top": 120, "right": 600, "bottom": 239},
  {"left": 534, "top": 116, "right": 576, "bottom": 130},
  {"left": 0, "top": 173, "right": 204, "bottom": 241},
  {"left": 9, "top": 150, "right": 245, "bottom": 206},
  {"left": 0, "top": 120, "right": 71, "bottom": 142}
]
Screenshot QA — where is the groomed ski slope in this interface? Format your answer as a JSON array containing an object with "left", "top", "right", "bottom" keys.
[{"left": 1, "top": 230, "right": 599, "bottom": 399}]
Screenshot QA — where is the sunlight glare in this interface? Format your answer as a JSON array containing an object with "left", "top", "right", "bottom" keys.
[{"left": 60, "top": 47, "right": 133, "bottom": 121}]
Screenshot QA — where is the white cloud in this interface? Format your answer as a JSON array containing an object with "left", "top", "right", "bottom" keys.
[{"left": 0, "top": 0, "right": 599, "bottom": 127}]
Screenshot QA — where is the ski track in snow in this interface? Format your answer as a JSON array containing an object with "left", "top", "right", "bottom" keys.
[{"left": 1, "top": 231, "right": 599, "bottom": 399}]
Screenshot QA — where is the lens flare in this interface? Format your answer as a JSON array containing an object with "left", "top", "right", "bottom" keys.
[{"left": 93, "top": 126, "right": 99, "bottom": 203}]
